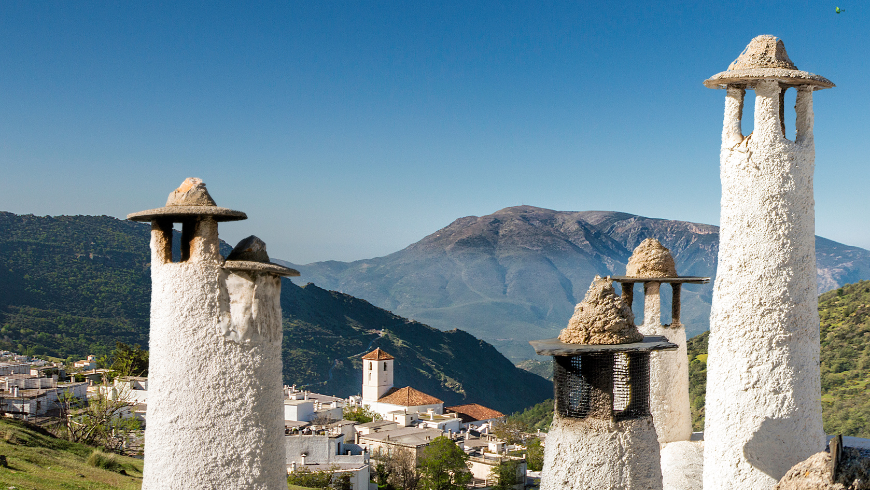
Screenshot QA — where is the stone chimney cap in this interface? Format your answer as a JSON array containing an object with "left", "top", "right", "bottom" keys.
[
  {"left": 223, "top": 235, "right": 300, "bottom": 277},
  {"left": 557, "top": 276, "right": 642, "bottom": 345},
  {"left": 624, "top": 238, "right": 678, "bottom": 279},
  {"left": 704, "top": 35, "right": 834, "bottom": 89},
  {"left": 127, "top": 177, "right": 247, "bottom": 222}
]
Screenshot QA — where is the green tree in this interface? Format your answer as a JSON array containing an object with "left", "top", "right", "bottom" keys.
[
  {"left": 418, "top": 436, "right": 471, "bottom": 490},
  {"left": 343, "top": 404, "right": 381, "bottom": 424},
  {"left": 508, "top": 399, "right": 553, "bottom": 432},
  {"left": 524, "top": 437, "right": 544, "bottom": 472},
  {"left": 491, "top": 419, "right": 528, "bottom": 445},
  {"left": 489, "top": 459, "right": 522, "bottom": 490},
  {"left": 287, "top": 467, "right": 333, "bottom": 488},
  {"left": 109, "top": 342, "right": 149, "bottom": 377},
  {"left": 287, "top": 465, "right": 351, "bottom": 489},
  {"left": 51, "top": 378, "right": 141, "bottom": 453}
]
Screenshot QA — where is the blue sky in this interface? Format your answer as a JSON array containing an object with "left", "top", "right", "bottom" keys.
[{"left": 2, "top": 1, "right": 868, "bottom": 263}]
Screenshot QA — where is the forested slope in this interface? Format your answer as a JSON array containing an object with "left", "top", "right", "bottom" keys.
[{"left": 687, "top": 281, "right": 870, "bottom": 437}]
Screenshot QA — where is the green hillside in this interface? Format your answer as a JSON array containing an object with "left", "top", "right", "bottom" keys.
[
  {"left": 281, "top": 282, "right": 552, "bottom": 414},
  {"left": 0, "top": 212, "right": 153, "bottom": 358},
  {"left": 0, "top": 417, "right": 143, "bottom": 489},
  {"left": 0, "top": 212, "right": 549, "bottom": 414},
  {"left": 688, "top": 280, "right": 870, "bottom": 436}
]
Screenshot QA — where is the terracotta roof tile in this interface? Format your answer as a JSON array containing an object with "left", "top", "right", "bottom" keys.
[
  {"left": 444, "top": 404, "right": 505, "bottom": 423},
  {"left": 377, "top": 386, "right": 442, "bottom": 406},
  {"left": 362, "top": 348, "right": 394, "bottom": 361}
]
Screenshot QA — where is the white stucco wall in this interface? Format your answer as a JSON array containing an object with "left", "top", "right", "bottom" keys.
[
  {"left": 368, "top": 401, "right": 443, "bottom": 419},
  {"left": 142, "top": 218, "right": 286, "bottom": 490},
  {"left": 703, "top": 81, "right": 825, "bottom": 489},
  {"left": 540, "top": 415, "right": 663, "bottom": 490},
  {"left": 639, "top": 282, "right": 692, "bottom": 443}
]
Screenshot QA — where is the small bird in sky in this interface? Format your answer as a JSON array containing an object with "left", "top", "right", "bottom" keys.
[{"left": 835, "top": 6, "right": 845, "bottom": 13}]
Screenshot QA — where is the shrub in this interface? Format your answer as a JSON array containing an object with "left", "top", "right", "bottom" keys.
[{"left": 86, "top": 449, "right": 122, "bottom": 472}]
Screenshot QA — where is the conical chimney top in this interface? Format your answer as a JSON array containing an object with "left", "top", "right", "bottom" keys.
[
  {"left": 557, "top": 276, "right": 642, "bottom": 345},
  {"left": 704, "top": 35, "right": 833, "bottom": 90},
  {"left": 625, "top": 238, "right": 678, "bottom": 279},
  {"left": 127, "top": 177, "right": 247, "bottom": 222},
  {"left": 728, "top": 35, "right": 796, "bottom": 70}
]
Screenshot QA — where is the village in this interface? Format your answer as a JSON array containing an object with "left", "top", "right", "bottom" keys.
[{"left": 0, "top": 344, "right": 532, "bottom": 489}]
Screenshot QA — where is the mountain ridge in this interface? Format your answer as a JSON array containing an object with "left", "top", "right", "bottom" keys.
[{"left": 277, "top": 205, "right": 870, "bottom": 361}]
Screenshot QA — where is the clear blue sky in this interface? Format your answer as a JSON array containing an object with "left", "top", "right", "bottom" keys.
[{"left": 2, "top": 1, "right": 868, "bottom": 264}]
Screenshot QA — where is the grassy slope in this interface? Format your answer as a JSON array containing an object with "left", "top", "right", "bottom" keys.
[
  {"left": 687, "top": 280, "right": 870, "bottom": 436},
  {"left": 0, "top": 418, "right": 143, "bottom": 490}
]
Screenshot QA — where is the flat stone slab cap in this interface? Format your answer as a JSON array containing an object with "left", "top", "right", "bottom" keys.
[
  {"left": 223, "top": 235, "right": 299, "bottom": 276},
  {"left": 127, "top": 177, "right": 247, "bottom": 222},
  {"left": 611, "top": 276, "right": 710, "bottom": 284},
  {"left": 226, "top": 235, "right": 270, "bottom": 262},
  {"left": 705, "top": 35, "right": 834, "bottom": 89},
  {"left": 530, "top": 335, "right": 678, "bottom": 356},
  {"left": 222, "top": 260, "right": 300, "bottom": 277}
]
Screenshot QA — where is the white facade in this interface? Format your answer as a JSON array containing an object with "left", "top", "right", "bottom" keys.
[
  {"left": 285, "top": 433, "right": 370, "bottom": 490},
  {"left": 367, "top": 400, "right": 443, "bottom": 420},
  {"left": 361, "top": 358, "right": 393, "bottom": 403},
  {"left": 0, "top": 382, "right": 87, "bottom": 417},
  {"left": 703, "top": 37, "right": 829, "bottom": 488},
  {"left": 0, "top": 363, "right": 30, "bottom": 376},
  {"left": 468, "top": 454, "right": 526, "bottom": 490},
  {"left": 109, "top": 377, "right": 148, "bottom": 404}
]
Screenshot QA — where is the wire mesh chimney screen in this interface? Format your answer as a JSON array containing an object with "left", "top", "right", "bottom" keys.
[{"left": 553, "top": 352, "right": 651, "bottom": 420}]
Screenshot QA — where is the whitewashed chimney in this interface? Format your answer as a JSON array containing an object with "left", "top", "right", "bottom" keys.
[
  {"left": 128, "top": 178, "right": 300, "bottom": 490},
  {"left": 702, "top": 36, "right": 833, "bottom": 488},
  {"left": 533, "top": 276, "right": 675, "bottom": 490},
  {"left": 613, "top": 239, "right": 709, "bottom": 444}
]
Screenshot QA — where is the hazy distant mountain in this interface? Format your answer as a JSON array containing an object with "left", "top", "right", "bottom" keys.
[{"left": 279, "top": 206, "right": 870, "bottom": 361}]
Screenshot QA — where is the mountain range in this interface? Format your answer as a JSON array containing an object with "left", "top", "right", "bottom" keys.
[
  {"left": 278, "top": 205, "right": 870, "bottom": 361},
  {"left": 0, "top": 211, "right": 550, "bottom": 414}
]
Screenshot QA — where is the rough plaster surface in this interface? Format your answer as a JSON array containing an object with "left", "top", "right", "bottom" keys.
[
  {"left": 774, "top": 448, "right": 870, "bottom": 490},
  {"left": 704, "top": 79, "right": 824, "bottom": 489},
  {"left": 218, "top": 271, "right": 282, "bottom": 343},
  {"left": 142, "top": 218, "right": 286, "bottom": 490},
  {"left": 639, "top": 281, "right": 691, "bottom": 443},
  {"left": 728, "top": 35, "right": 796, "bottom": 70},
  {"left": 541, "top": 414, "right": 663, "bottom": 490},
  {"left": 661, "top": 440, "right": 704, "bottom": 490},
  {"left": 558, "top": 276, "right": 642, "bottom": 345},
  {"left": 640, "top": 314, "right": 691, "bottom": 442},
  {"left": 626, "top": 239, "right": 678, "bottom": 278}
]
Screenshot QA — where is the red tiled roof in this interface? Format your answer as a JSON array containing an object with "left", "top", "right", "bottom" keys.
[
  {"left": 378, "top": 386, "right": 442, "bottom": 406},
  {"left": 444, "top": 404, "right": 505, "bottom": 423},
  {"left": 362, "top": 348, "right": 394, "bottom": 361}
]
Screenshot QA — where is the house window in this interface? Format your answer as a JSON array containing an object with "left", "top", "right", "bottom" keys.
[
  {"left": 368, "top": 373, "right": 371, "bottom": 381},
  {"left": 384, "top": 362, "right": 387, "bottom": 371},
  {"left": 369, "top": 362, "right": 373, "bottom": 370}
]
